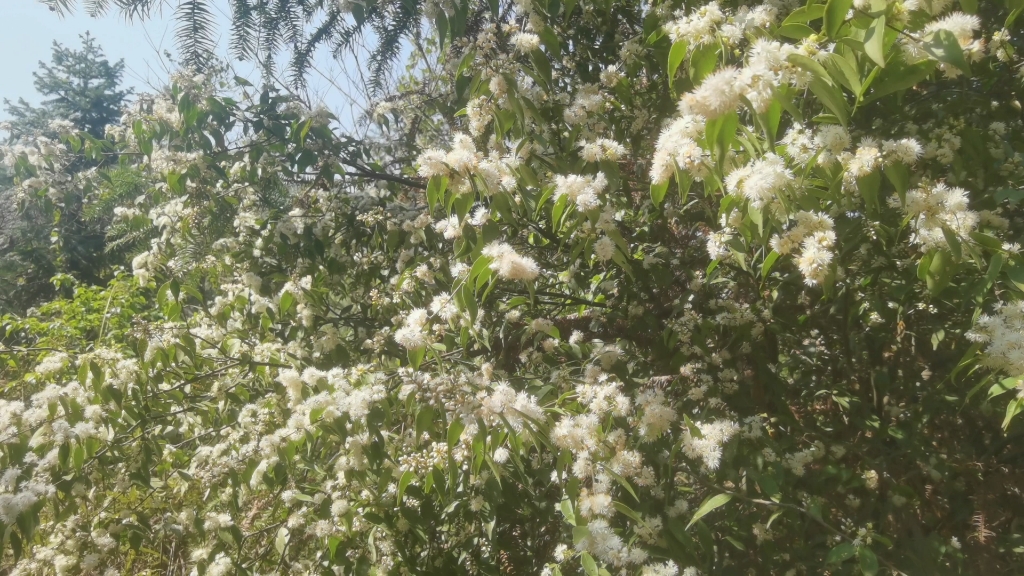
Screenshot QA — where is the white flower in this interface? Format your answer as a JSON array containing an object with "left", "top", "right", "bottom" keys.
[
  {"left": 482, "top": 242, "right": 540, "bottom": 281},
  {"left": 429, "top": 293, "right": 459, "bottom": 321},
  {"left": 724, "top": 154, "right": 792, "bottom": 207},
  {"left": 636, "top": 390, "right": 676, "bottom": 441},
  {"left": 705, "top": 230, "right": 733, "bottom": 260},
  {"left": 207, "top": 553, "right": 234, "bottom": 576},
  {"left": 924, "top": 12, "right": 981, "bottom": 47},
  {"left": 34, "top": 352, "right": 69, "bottom": 376},
  {"left": 204, "top": 512, "right": 234, "bottom": 530},
  {"left": 580, "top": 138, "right": 626, "bottom": 162},
  {"left": 903, "top": 182, "right": 978, "bottom": 251},
  {"left": 554, "top": 172, "right": 607, "bottom": 211},
  {"left": 394, "top": 308, "right": 431, "bottom": 349},
  {"left": 593, "top": 236, "right": 616, "bottom": 262},
  {"left": 511, "top": 32, "right": 541, "bottom": 52},
  {"left": 968, "top": 302, "right": 1024, "bottom": 377},
  {"left": 882, "top": 138, "right": 923, "bottom": 164},
  {"left": 681, "top": 419, "right": 740, "bottom": 471},
  {"left": 433, "top": 215, "right": 462, "bottom": 240},
  {"left": 417, "top": 149, "right": 449, "bottom": 178},
  {"left": 682, "top": 67, "right": 743, "bottom": 119}
]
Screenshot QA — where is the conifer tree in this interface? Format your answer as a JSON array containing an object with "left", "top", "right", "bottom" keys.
[
  {"left": 0, "top": 33, "right": 130, "bottom": 313},
  {"left": 4, "top": 32, "right": 130, "bottom": 140}
]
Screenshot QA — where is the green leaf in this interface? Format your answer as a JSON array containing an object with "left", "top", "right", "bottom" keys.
[
  {"left": 560, "top": 499, "right": 577, "bottom": 525},
  {"left": 970, "top": 232, "right": 1003, "bottom": 250},
  {"left": 883, "top": 162, "right": 910, "bottom": 202},
  {"left": 859, "top": 547, "right": 879, "bottom": 575},
  {"left": 988, "top": 376, "right": 1021, "bottom": 400},
  {"left": 824, "top": 53, "right": 862, "bottom": 94},
  {"left": 581, "top": 551, "right": 599, "bottom": 576},
  {"left": 789, "top": 54, "right": 849, "bottom": 126},
  {"left": 612, "top": 501, "right": 645, "bottom": 525},
  {"left": 824, "top": 0, "right": 853, "bottom": 38},
  {"left": 864, "top": 16, "right": 887, "bottom": 67},
  {"left": 279, "top": 291, "right": 295, "bottom": 315},
  {"left": 725, "top": 536, "right": 747, "bottom": 550},
  {"left": 808, "top": 76, "right": 849, "bottom": 126},
  {"left": 689, "top": 43, "right": 720, "bottom": 84},
  {"left": 761, "top": 249, "right": 782, "bottom": 280},
  {"left": 1003, "top": 397, "right": 1024, "bottom": 430},
  {"left": 778, "top": 23, "right": 816, "bottom": 39},
  {"left": 564, "top": 0, "right": 578, "bottom": 20},
  {"left": 601, "top": 465, "right": 640, "bottom": 503},
  {"left": 868, "top": 60, "right": 936, "bottom": 100},
  {"left": 783, "top": 4, "right": 826, "bottom": 25},
  {"left": 416, "top": 406, "right": 435, "bottom": 438},
  {"left": 959, "top": 0, "right": 977, "bottom": 13},
  {"left": 826, "top": 542, "right": 857, "bottom": 564},
  {"left": 531, "top": 49, "right": 553, "bottom": 87},
  {"left": 166, "top": 171, "right": 181, "bottom": 193},
  {"left": 72, "top": 444, "right": 85, "bottom": 471},
  {"left": 788, "top": 54, "right": 833, "bottom": 86},
  {"left": 427, "top": 175, "right": 448, "bottom": 214},
  {"left": 539, "top": 26, "right": 562, "bottom": 59},
  {"left": 756, "top": 472, "right": 782, "bottom": 501},
  {"left": 651, "top": 180, "right": 669, "bottom": 207},
  {"left": 857, "top": 170, "right": 881, "bottom": 214},
  {"left": 713, "top": 111, "right": 740, "bottom": 160},
  {"left": 917, "top": 251, "right": 934, "bottom": 281},
  {"left": 687, "top": 493, "right": 733, "bottom": 529},
  {"left": 1008, "top": 4, "right": 1024, "bottom": 28},
  {"left": 397, "top": 470, "right": 415, "bottom": 505},
  {"left": 447, "top": 418, "right": 466, "bottom": 449},
  {"left": 926, "top": 249, "right": 954, "bottom": 295},
  {"left": 1008, "top": 263, "right": 1024, "bottom": 291},
  {"left": 408, "top": 346, "right": 426, "bottom": 369},
  {"left": 994, "top": 188, "right": 1024, "bottom": 204},
  {"left": 668, "top": 41, "right": 688, "bottom": 93},
  {"left": 435, "top": 11, "right": 449, "bottom": 53},
  {"left": 941, "top": 226, "right": 962, "bottom": 261}
]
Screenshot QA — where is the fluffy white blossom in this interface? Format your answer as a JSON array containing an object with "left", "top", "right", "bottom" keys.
[
  {"left": 554, "top": 173, "right": 608, "bottom": 211},
  {"left": 903, "top": 182, "right": 978, "bottom": 250},
  {"left": 681, "top": 420, "right": 740, "bottom": 471},
  {"left": 482, "top": 242, "right": 541, "bottom": 281}
]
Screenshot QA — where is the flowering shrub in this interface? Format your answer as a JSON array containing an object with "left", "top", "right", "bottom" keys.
[{"left": 3, "top": 0, "right": 1024, "bottom": 574}]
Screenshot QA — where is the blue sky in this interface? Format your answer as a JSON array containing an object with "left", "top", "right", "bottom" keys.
[{"left": 0, "top": 1, "right": 374, "bottom": 131}]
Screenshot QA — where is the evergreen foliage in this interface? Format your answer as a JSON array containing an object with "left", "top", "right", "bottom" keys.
[
  {"left": 3, "top": 0, "right": 1024, "bottom": 574},
  {"left": 0, "top": 33, "right": 131, "bottom": 314},
  {"left": 3, "top": 32, "right": 130, "bottom": 140}
]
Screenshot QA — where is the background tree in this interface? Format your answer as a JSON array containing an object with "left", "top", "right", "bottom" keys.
[
  {"left": 4, "top": 32, "right": 130, "bottom": 140},
  {"left": 0, "top": 33, "right": 131, "bottom": 314}
]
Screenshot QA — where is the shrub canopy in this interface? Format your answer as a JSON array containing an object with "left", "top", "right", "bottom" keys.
[{"left": 3, "top": 0, "right": 1024, "bottom": 574}]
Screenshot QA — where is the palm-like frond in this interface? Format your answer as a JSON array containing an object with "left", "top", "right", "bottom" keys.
[
  {"left": 289, "top": 9, "right": 340, "bottom": 90},
  {"left": 113, "top": 0, "right": 165, "bottom": 21},
  {"left": 367, "top": 2, "right": 416, "bottom": 97},
  {"left": 229, "top": 0, "right": 259, "bottom": 60},
  {"left": 176, "top": 0, "right": 217, "bottom": 70},
  {"left": 48, "top": 0, "right": 465, "bottom": 99},
  {"left": 83, "top": 0, "right": 113, "bottom": 16},
  {"left": 39, "top": 0, "right": 78, "bottom": 15}
]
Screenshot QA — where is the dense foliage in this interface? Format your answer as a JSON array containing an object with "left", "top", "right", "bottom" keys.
[{"left": 3, "top": 0, "right": 1024, "bottom": 574}]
